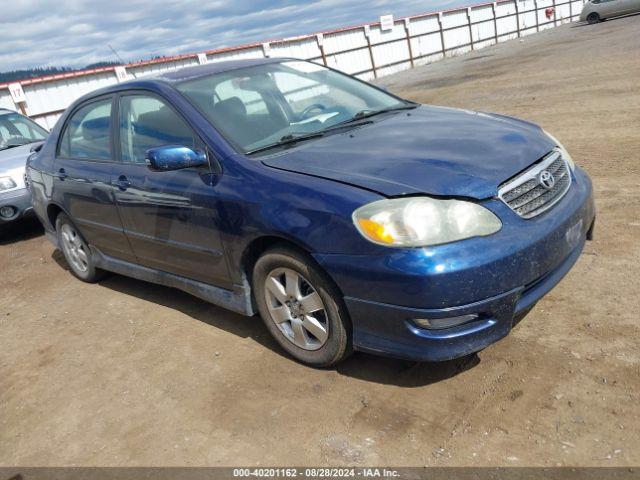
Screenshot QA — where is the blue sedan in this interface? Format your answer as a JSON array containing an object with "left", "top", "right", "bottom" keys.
[{"left": 26, "top": 58, "right": 595, "bottom": 366}]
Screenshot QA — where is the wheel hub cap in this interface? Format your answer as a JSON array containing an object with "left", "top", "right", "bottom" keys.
[{"left": 288, "top": 300, "right": 303, "bottom": 318}]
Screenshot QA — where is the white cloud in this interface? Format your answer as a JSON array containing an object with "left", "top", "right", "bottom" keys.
[{"left": 0, "top": 0, "right": 468, "bottom": 71}]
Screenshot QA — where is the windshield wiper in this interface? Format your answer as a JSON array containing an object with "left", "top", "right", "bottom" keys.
[
  {"left": 328, "top": 103, "right": 418, "bottom": 130},
  {"left": 0, "top": 145, "right": 21, "bottom": 151},
  {"left": 0, "top": 141, "right": 30, "bottom": 151},
  {"left": 319, "top": 120, "right": 373, "bottom": 134},
  {"left": 245, "top": 103, "right": 418, "bottom": 155},
  {"left": 246, "top": 131, "right": 325, "bottom": 155},
  {"left": 353, "top": 103, "right": 418, "bottom": 120}
]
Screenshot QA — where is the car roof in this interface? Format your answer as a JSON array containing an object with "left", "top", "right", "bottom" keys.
[
  {"left": 157, "top": 57, "right": 287, "bottom": 83},
  {"left": 68, "top": 57, "right": 292, "bottom": 106}
]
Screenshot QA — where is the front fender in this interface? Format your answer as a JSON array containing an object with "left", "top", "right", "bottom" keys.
[{"left": 215, "top": 156, "right": 383, "bottom": 284}]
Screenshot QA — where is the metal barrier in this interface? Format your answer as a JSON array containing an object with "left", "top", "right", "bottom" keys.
[{"left": 0, "top": 0, "right": 584, "bottom": 129}]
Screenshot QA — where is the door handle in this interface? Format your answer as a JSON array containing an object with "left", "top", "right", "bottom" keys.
[
  {"left": 111, "top": 175, "right": 131, "bottom": 191},
  {"left": 57, "top": 168, "right": 68, "bottom": 180}
]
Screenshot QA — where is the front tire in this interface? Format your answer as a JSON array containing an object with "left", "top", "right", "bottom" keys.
[
  {"left": 587, "top": 12, "right": 600, "bottom": 24},
  {"left": 56, "top": 213, "right": 104, "bottom": 283},
  {"left": 253, "top": 246, "right": 351, "bottom": 367}
]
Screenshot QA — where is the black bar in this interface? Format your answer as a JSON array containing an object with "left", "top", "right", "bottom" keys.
[
  {"left": 405, "top": 22, "right": 415, "bottom": 67},
  {"left": 492, "top": 3, "right": 499, "bottom": 43},
  {"left": 1, "top": 467, "right": 639, "bottom": 480},
  {"left": 466, "top": 9, "right": 475, "bottom": 50},
  {"left": 365, "top": 30, "right": 377, "bottom": 79},
  {"left": 438, "top": 14, "right": 447, "bottom": 56}
]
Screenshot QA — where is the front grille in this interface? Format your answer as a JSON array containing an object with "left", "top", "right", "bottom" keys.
[{"left": 498, "top": 149, "right": 571, "bottom": 218}]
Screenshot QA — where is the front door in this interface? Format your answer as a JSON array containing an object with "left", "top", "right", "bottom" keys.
[
  {"left": 112, "top": 93, "right": 231, "bottom": 288},
  {"left": 54, "top": 96, "right": 135, "bottom": 262}
]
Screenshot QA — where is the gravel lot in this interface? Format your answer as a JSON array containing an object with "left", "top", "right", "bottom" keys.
[{"left": 1, "top": 16, "right": 639, "bottom": 467}]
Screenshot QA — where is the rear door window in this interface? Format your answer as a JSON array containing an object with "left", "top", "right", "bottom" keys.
[{"left": 58, "top": 99, "right": 112, "bottom": 160}]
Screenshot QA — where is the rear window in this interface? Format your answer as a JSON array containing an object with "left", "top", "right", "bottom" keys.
[{"left": 0, "top": 112, "right": 47, "bottom": 149}]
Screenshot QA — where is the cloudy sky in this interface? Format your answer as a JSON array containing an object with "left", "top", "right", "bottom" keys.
[{"left": 1, "top": 0, "right": 470, "bottom": 71}]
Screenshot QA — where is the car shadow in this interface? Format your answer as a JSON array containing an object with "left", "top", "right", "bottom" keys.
[
  {"left": 0, "top": 217, "right": 43, "bottom": 245},
  {"left": 572, "top": 11, "right": 640, "bottom": 27},
  {"left": 50, "top": 251, "right": 481, "bottom": 386},
  {"left": 51, "top": 248, "right": 71, "bottom": 271},
  {"left": 337, "top": 351, "right": 480, "bottom": 387}
]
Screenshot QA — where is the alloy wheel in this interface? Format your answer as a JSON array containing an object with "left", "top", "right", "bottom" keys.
[
  {"left": 264, "top": 267, "right": 329, "bottom": 350},
  {"left": 60, "top": 223, "right": 89, "bottom": 273}
]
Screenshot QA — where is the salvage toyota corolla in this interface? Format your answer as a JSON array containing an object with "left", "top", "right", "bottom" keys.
[{"left": 27, "top": 58, "right": 595, "bottom": 366}]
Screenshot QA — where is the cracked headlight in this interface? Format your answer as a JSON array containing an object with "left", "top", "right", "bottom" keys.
[{"left": 353, "top": 197, "right": 502, "bottom": 248}]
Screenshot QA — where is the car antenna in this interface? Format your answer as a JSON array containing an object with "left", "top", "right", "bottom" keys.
[{"left": 108, "top": 44, "right": 137, "bottom": 79}]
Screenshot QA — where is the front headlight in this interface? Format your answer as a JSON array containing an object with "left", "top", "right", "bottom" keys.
[
  {"left": 544, "top": 130, "right": 575, "bottom": 171},
  {"left": 0, "top": 176, "right": 17, "bottom": 191},
  {"left": 353, "top": 197, "right": 502, "bottom": 248}
]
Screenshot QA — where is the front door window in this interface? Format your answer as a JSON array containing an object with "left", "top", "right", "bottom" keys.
[{"left": 119, "top": 95, "right": 197, "bottom": 164}]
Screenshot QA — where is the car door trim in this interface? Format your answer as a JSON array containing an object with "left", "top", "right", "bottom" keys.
[
  {"left": 122, "top": 228, "right": 225, "bottom": 258},
  {"left": 74, "top": 216, "right": 127, "bottom": 233}
]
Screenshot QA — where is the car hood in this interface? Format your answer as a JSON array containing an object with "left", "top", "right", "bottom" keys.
[
  {"left": 0, "top": 143, "right": 32, "bottom": 190},
  {"left": 0, "top": 143, "right": 33, "bottom": 171},
  {"left": 261, "top": 105, "right": 556, "bottom": 199}
]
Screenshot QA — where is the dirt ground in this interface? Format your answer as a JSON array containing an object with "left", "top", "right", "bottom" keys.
[{"left": 1, "top": 16, "right": 639, "bottom": 467}]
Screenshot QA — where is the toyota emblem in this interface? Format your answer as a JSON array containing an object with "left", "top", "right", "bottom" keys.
[{"left": 538, "top": 170, "right": 556, "bottom": 190}]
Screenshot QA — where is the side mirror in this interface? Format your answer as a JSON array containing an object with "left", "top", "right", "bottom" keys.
[{"left": 145, "top": 145, "right": 208, "bottom": 172}]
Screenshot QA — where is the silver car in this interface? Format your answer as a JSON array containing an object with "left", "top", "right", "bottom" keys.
[
  {"left": 580, "top": 0, "right": 640, "bottom": 23},
  {"left": 0, "top": 109, "right": 48, "bottom": 223}
]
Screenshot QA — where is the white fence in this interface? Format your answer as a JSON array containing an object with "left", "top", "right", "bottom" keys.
[{"left": 0, "top": 0, "right": 584, "bottom": 130}]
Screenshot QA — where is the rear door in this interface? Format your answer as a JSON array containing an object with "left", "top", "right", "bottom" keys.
[
  {"left": 112, "top": 92, "right": 231, "bottom": 288},
  {"left": 54, "top": 96, "right": 135, "bottom": 262}
]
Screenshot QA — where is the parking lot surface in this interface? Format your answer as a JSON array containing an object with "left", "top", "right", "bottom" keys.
[{"left": 1, "top": 16, "right": 639, "bottom": 466}]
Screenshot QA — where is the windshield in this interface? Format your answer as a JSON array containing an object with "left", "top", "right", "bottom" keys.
[
  {"left": 0, "top": 112, "right": 47, "bottom": 150},
  {"left": 177, "top": 60, "right": 408, "bottom": 153}
]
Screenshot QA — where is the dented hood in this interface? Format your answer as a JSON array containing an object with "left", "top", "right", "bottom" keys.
[{"left": 261, "top": 105, "right": 555, "bottom": 199}]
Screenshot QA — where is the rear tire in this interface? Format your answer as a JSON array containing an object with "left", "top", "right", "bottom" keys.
[
  {"left": 253, "top": 246, "right": 352, "bottom": 367},
  {"left": 587, "top": 12, "right": 600, "bottom": 24},
  {"left": 56, "top": 213, "right": 105, "bottom": 283}
]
